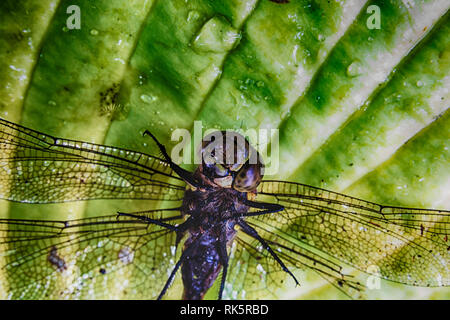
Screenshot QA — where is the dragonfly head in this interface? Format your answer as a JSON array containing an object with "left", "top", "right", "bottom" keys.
[{"left": 198, "top": 131, "right": 264, "bottom": 192}]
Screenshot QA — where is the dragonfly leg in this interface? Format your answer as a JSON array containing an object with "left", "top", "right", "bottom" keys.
[
  {"left": 116, "top": 207, "right": 182, "bottom": 221},
  {"left": 241, "top": 199, "right": 284, "bottom": 217},
  {"left": 143, "top": 130, "right": 201, "bottom": 188},
  {"left": 237, "top": 220, "right": 300, "bottom": 287},
  {"left": 174, "top": 216, "right": 198, "bottom": 247},
  {"left": 157, "top": 242, "right": 194, "bottom": 300},
  {"left": 117, "top": 211, "right": 180, "bottom": 232},
  {"left": 216, "top": 230, "right": 229, "bottom": 300},
  {"left": 158, "top": 232, "right": 202, "bottom": 300}
]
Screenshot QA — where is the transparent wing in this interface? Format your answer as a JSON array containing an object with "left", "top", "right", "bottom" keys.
[
  {"left": 0, "top": 210, "right": 183, "bottom": 299},
  {"left": 225, "top": 230, "right": 364, "bottom": 300},
  {"left": 247, "top": 180, "right": 449, "bottom": 291},
  {"left": 0, "top": 118, "right": 185, "bottom": 203}
]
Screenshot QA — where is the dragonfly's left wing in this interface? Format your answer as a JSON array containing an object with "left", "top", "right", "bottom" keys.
[
  {"left": 0, "top": 210, "right": 183, "bottom": 299},
  {"left": 0, "top": 118, "right": 185, "bottom": 203},
  {"left": 243, "top": 180, "right": 449, "bottom": 295}
]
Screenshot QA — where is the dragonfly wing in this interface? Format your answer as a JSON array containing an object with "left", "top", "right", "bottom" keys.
[
  {"left": 0, "top": 210, "right": 183, "bottom": 299},
  {"left": 225, "top": 229, "right": 364, "bottom": 299},
  {"left": 249, "top": 180, "right": 450, "bottom": 289},
  {"left": 0, "top": 118, "right": 185, "bottom": 203}
]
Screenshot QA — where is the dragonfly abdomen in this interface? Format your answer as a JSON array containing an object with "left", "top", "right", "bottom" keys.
[{"left": 181, "top": 223, "right": 237, "bottom": 300}]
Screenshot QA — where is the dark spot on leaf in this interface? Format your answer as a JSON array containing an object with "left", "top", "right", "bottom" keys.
[{"left": 47, "top": 246, "right": 67, "bottom": 272}]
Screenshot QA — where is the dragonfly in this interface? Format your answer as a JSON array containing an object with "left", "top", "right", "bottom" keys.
[{"left": 0, "top": 117, "right": 448, "bottom": 300}]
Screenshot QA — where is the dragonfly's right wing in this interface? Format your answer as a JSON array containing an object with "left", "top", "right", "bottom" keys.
[
  {"left": 224, "top": 180, "right": 449, "bottom": 299},
  {"left": 0, "top": 209, "right": 183, "bottom": 299},
  {"left": 0, "top": 118, "right": 185, "bottom": 203},
  {"left": 248, "top": 180, "right": 449, "bottom": 291}
]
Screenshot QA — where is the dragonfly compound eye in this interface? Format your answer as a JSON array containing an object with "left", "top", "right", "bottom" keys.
[
  {"left": 232, "top": 161, "right": 264, "bottom": 192},
  {"left": 214, "top": 163, "right": 229, "bottom": 177},
  {"left": 212, "top": 163, "right": 233, "bottom": 188}
]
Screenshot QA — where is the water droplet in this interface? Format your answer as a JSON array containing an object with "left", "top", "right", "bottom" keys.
[
  {"left": 140, "top": 94, "right": 158, "bottom": 104},
  {"left": 416, "top": 80, "right": 424, "bottom": 87},
  {"left": 90, "top": 29, "right": 99, "bottom": 36},
  {"left": 346, "top": 61, "right": 363, "bottom": 77},
  {"left": 192, "top": 16, "right": 241, "bottom": 53},
  {"left": 187, "top": 10, "right": 200, "bottom": 22},
  {"left": 294, "top": 30, "right": 304, "bottom": 40},
  {"left": 137, "top": 73, "right": 147, "bottom": 86},
  {"left": 317, "top": 34, "right": 325, "bottom": 41}
]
